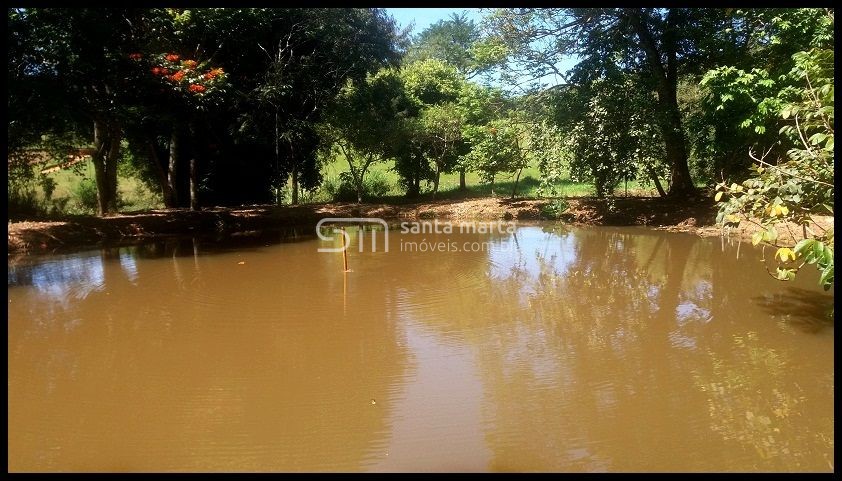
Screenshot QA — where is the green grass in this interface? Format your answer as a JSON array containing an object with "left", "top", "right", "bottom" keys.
[
  {"left": 11, "top": 149, "right": 705, "bottom": 220},
  {"left": 11, "top": 159, "right": 163, "bottom": 217},
  {"left": 313, "top": 154, "right": 670, "bottom": 203}
]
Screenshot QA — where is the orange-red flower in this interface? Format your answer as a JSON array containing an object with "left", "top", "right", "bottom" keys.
[
  {"left": 151, "top": 66, "right": 164, "bottom": 75},
  {"left": 165, "top": 53, "right": 180, "bottom": 62},
  {"left": 189, "top": 84, "right": 207, "bottom": 93},
  {"left": 203, "top": 68, "right": 224, "bottom": 80},
  {"left": 129, "top": 53, "right": 143, "bottom": 60},
  {"left": 182, "top": 60, "right": 198, "bottom": 69},
  {"left": 170, "top": 70, "right": 186, "bottom": 82}
]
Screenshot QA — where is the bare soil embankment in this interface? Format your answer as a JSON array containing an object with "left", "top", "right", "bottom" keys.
[{"left": 8, "top": 196, "right": 832, "bottom": 255}]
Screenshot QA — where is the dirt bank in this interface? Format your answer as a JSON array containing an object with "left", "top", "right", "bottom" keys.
[{"left": 7, "top": 196, "right": 832, "bottom": 255}]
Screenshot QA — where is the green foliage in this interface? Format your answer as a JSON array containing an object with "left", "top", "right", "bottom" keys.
[
  {"left": 469, "top": 37, "right": 509, "bottom": 74},
  {"left": 9, "top": 8, "right": 403, "bottom": 213},
  {"left": 359, "top": 170, "right": 392, "bottom": 200},
  {"left": 406, "top": 12, "right": 480, "bottom": 77},
  {"left": 716, "top": 46, "right": 833, "bottom": 290},
  {"left": 529, "top": 121, "right": 567, "bottom": 197},
  {"left": 72, "top": 178, "right": 101, "bottom": 212},
  {"left": 462, "top": 117, "right": 526, "bottom": 194},
  {"left": 316, "top": 175, "right": 345, "bottom": 202},
  {"left": 418, "top": 102, "right": 465, "bottom": 195},
  {"left": 693, "top": 9, "right": 834, "bottom": 183},
  {"left": 792, "top": 238, "right": 834, "bottom": 289},
  {"left": 483, "top": 8, "right": 709, "bottom": 196},
  {"left": 8, "top": 181, "right": 46, "bottom": 219},
  {"left": 401, "top": 58, "right": 463, "bottom": 106},
  {"left": 386, "top": 59, "right": 471, "bottom": 197},
  {"left": 320, "top": 67, "right": 412, "bottom": 202},
  {"left": 539, "top": 198, "right": 570, "bottom": 220},
  {"left": 8, "top": 161, "right": 56, "bottom": 219},
  {"left": 320, "top": 170, "right": 393, "bottom": 202},
  {"left": 119, "top": 143, "right": 159, "bottom": 195},
  {"left": 39, "top": 175, "right": 57, "bottom": 201},
  {"left": 553, "top": 72, "right": 663, "bottom": 198},
  {"left": 479, "top": 8, "right": 573, "bottom": 90}
]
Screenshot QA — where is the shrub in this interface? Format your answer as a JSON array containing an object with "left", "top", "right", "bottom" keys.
[
  {"left": 364, "top": 170, "right": 391, "bottom": 199},
  {"left": 8, "top": 184, "right": 45, "bottom": 219},
  {"left": 39, "top": 175, "right": 57, "bottom": 201},
  {"left": 72, "top": 178, "right": 99, "bottom": 212},
  {"left": 319, "top": 170, "right": 393, "bottom": 202},
  {"left": 540, "top": 198, "right": 570, "bottom": 220}
]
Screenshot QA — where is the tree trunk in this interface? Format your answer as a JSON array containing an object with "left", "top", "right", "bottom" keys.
[
  {"left": 91, "top": 119, "right": 120, "bottom": 216},
  {"left": 407, "top": 173, "right": 420, "bottom": 198},
  {"left": 413, "top": 174, "right": 421, "bottom": 197},
  {"left": 661, "top": 101, "right": 695, "bottom": 197},
  {"left": 92, "top": 121, "right": 108, "bottom": 216},
  {"left": 459, "top": 168, "right": 466, "bottom": 191},
  {"left": 289, "top": 141, "right": 298, "bottom": 205},
  {"left": 274, "top": 110, "right": 281, "bottom": 204},
  {"left": 511, "top": 166, "right": 523, "bottom": 199},
  {"left": 646, "top": 164, "right": 668, "bottom": 198},
  {"left": 147, "top": 141, "right": 175, "bottom": 208},
  {"left": 627, "top": 8, "right": 696, "bottom": 198},
  {"left": 291, "top": 164, "right": 299, "bottom": 205},
  {"left": 353, "top": 164, "right": 365, "bottom": 204},
  {"left": 406, "top": 153, "right": 422, "bottom": 198},
  {"left": 432, "top": 165, "right": 441, "bottom": 199},
  {"left": 168, "top": 128, "right": 179, "bottom": 208},
  {"left": 104, "top": 124, "right": 120, "bottom": 213},
  {"left": 189, "top": 155, "right": 198, "bottom": 211},
  {"left": 188, "top": 120, "right": 199, "bottom": 211}
]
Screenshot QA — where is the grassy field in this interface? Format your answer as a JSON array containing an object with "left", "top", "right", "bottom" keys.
[
  {"left": 11, "top": 159, "right": 163, "bottom": 217},
  {"left": 317, "top": 154, "right": 665, "bottom": 203}
]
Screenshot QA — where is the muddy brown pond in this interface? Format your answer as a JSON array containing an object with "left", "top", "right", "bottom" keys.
[{"left": 7, "top": 224, "right": 834, "bottom": 472}]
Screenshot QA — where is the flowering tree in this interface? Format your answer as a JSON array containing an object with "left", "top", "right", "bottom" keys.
[
  {"left": 130, "top": 51, "right": 230, "bottom": 209},
  {"left": 136, "top": 52, "right": 229, "bottom": 102}
]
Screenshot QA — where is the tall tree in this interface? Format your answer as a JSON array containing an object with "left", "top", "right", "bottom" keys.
[
  {"left": 8, "top": 8, "right": 159, "bottom": 215},
  {"left": 419, "top": 103, "right": 464, "bottom": 198},
  {"left": 209, "top": 8, "right": 403, "bottom": 204},
  {"left": 553, "top": 70, "right": 665, "bottom": 198},
  {"left": 481, "top": 8, "right": 745, "bottom": 198},
  {"left": 320, "top": 69, "right": 410, "bottom": 203},
  {"left": 406, "top": 13, "right": 484, "bottom": 190},
  {"left": 406, "top": 12, "right": 481, "bottom": 78},
  {"left": 392, "top": 59, "right": 465, "bottom": 197},
  {"left": 462, "top": 117, "right": 525, "bottom": 197}
]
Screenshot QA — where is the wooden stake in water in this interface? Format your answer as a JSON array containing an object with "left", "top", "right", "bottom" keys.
[
  {"left": 341, "top": 226, "right": 350, "bottom": 272},
  {"left": 341, "top": 226, "right": 349, "bottom": 315}
]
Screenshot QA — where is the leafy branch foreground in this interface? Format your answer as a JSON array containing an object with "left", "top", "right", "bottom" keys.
[{"left": 715, "top": 48, "right": 833, "bottom": 290}]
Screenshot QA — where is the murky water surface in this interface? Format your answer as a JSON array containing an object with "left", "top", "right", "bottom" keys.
[{"left": 8, "top": 225, "right": 834, "bottom": 472}]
